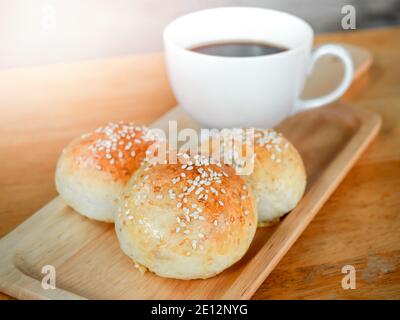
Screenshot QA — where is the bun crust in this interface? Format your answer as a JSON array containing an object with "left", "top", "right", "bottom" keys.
[
  {"left": 202, "top": 129, "right": 306, "bottom": 226},
  {"left": 246, "top": 130, "right": 306, "bottom": 225},
  {"left": 55, "top": 122, "right": 161, "bottom": 222},
  {"left": 114, "top": 155, "right": 257, "bottom": 279}
]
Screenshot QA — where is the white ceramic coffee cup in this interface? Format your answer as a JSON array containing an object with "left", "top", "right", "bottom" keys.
[{"left": 164, "top": 7, "right": 354, "bottom": 128}]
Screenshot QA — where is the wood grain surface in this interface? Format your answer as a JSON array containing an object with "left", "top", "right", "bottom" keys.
[
  {"left": 0, "top": 102, "right": 381, "bottom": 300},
  {"left": 0, "top": 27, "right": 399, "bottom": 299}
]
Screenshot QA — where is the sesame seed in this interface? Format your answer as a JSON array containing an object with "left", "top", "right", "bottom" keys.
[
  {"left": 184, "top": 230, "right": 190, "bottom": 235},
  {"left": 195, "top": 187, "right": 204, "bottom": 195}
]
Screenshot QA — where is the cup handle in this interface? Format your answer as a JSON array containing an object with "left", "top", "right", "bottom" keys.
[{"left": 295, "top": 44, "right": 354, "bottom": 113}]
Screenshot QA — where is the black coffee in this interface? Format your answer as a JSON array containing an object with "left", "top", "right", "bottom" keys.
[{"left": 190, "top": 41, "right": 287, "bottom": 57}]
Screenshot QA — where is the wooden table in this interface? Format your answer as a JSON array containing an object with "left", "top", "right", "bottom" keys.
[{"left": 0, "top": 27, "right": 399, "bottom": 300}]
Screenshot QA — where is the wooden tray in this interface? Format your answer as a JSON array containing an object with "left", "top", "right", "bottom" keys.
[{"left": 0, "top": 45, "right": 381, "bottom": 300}]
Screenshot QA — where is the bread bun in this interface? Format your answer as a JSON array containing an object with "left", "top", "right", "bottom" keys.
[
  {"left": 55, "top": 121, "right": 162, "bottom": 222},
  {"left": 201, "top": 129, "right": 306, "bottom": 226},
  {"left": 114, "top": 154, "right": 257, "bottom": 279}
]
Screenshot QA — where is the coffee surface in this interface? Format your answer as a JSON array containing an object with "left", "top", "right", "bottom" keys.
[{"left": 190, "top": 41, "right": 287, "bottom": 57}]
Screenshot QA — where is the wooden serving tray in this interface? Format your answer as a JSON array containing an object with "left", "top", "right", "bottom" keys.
[{"left": 0, "top": 45, "right": 381, "bottom": 300}]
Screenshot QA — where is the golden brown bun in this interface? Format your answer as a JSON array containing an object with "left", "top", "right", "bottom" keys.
[
  {"left": 55, "top": 121, "right": 162, "bottom": 222},
  {"left": 114, "top": 154, "right": 257, "bottom": 279},
  {"left": 201, "top": 129, "right": 306, "bottom": 226}
]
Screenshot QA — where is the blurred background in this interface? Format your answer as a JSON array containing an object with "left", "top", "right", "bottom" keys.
[{"left": 1, "top": 0, "right": 400, "bottom": 69}]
